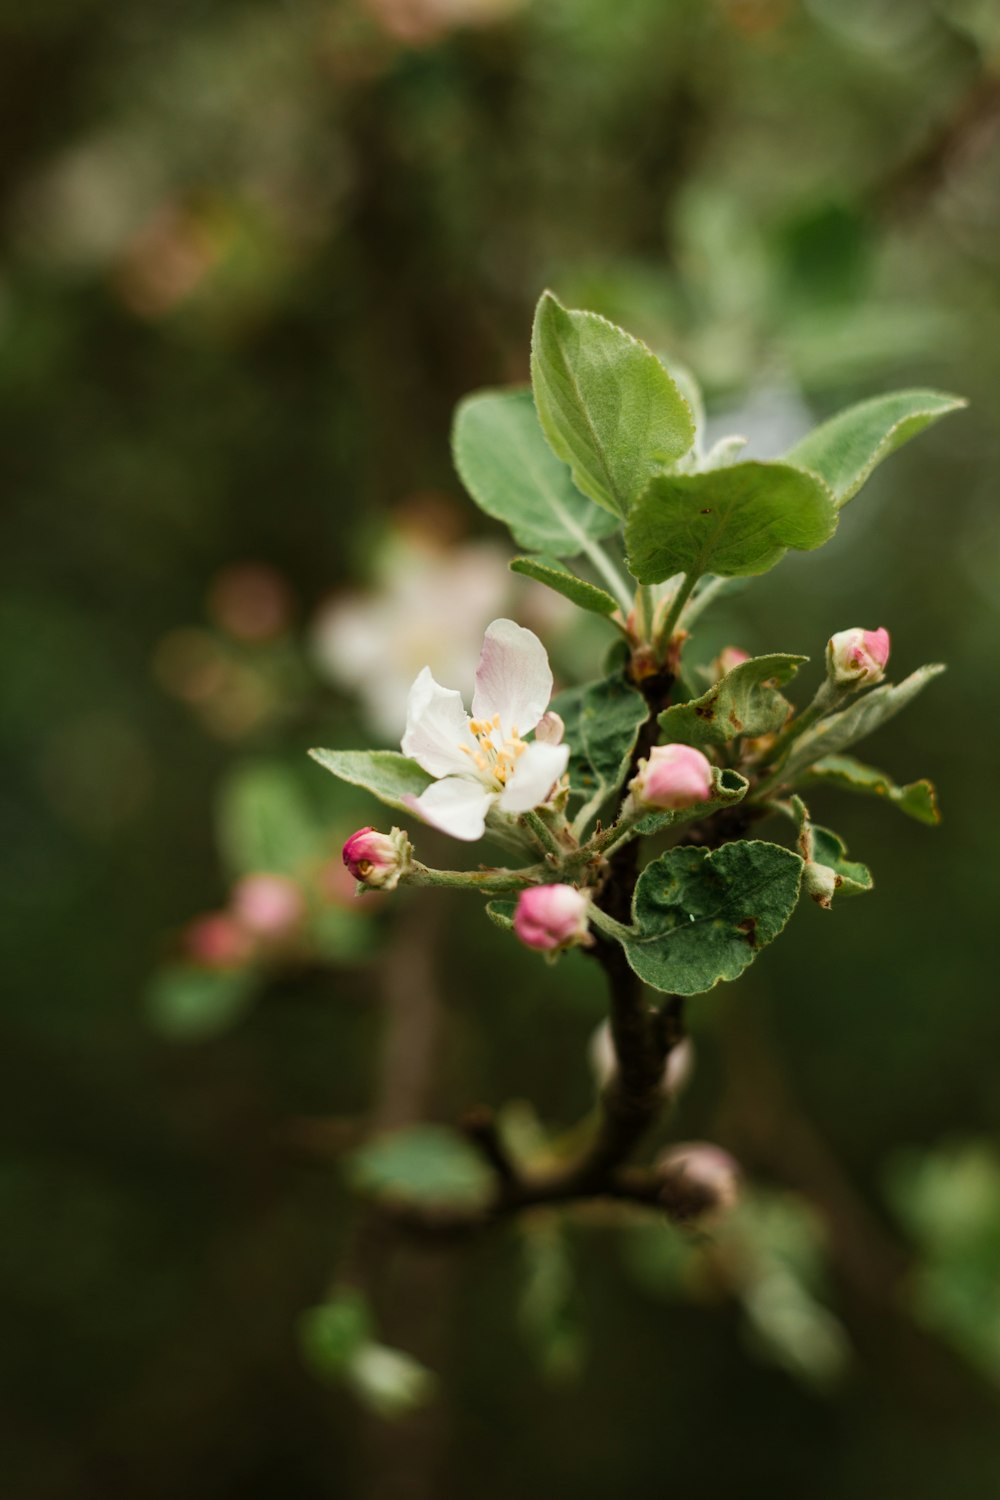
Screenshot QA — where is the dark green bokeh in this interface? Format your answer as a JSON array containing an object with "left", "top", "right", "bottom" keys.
[{"left": 3, "top": 1, "right": 1000, "bottom": 1495}]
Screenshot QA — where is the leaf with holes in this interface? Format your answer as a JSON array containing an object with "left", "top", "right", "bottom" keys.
[
  {"left": 531, "top": 292, "right": 694, "bottom": 518},
  {"left": 452, "top": 388, "right": 619, "bottom": 556},
  {"left": 658, "top": 653, "right": 808, "bottom": 749},
  {"left": 781, "top": 665, "right": 945, "bottom": 779},
  {"left": 625, "top": 462, "right": 837, "bottom": 584},
  {"left": 785, "top": 389, "right": 966, "bottom": 507},
  {"left": 621, "top": 840, "right": 803, "bottom": 995},
  {"left": 804, "top": 754, "right": 940, "bottom": 826}
]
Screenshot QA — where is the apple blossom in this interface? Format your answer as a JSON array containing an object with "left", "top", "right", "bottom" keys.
[
  {"left": 513, "top": 884, "right": 591, "bottom": 953},
  {"left": 629, "top": 743, "right": 713, "bottom": 812},
  {"left": 826, "top": 627, "right": 890, "bottom": 689},
  {"left": 715, "top": 646, "right": 750, "bottom": 678},
  {"left": 401, "top": 618, "right": 570, "bottom": 842},
  {"left": 342, "top": 826, "right": 412, "bottom": 890}
]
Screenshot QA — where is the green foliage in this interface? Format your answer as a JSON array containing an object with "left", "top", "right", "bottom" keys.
[
  {"left": 452, "top": 388, "right": 618, "bottom": 556},
  {"left": 781, "top": 665, "right": 945, "bottom": 777},
  {"left": 624, "top": 462, "right": 837, "bottom": 584},
  {"left": 518, "top": 1225, "right": 586, "bottom": 1385},
  {"left": 531, "top": 292, "right": 694, "bottom": 517},
  {"left": 308, "top": 748, "right": 433, "bottom": 815},
  {"left": 509, "top": 556, "right": 620, "bottom": 617},
  {"left": 217, "top": 762, "right": 323, "bottom": 877},
  {"left": 632, "top": 766, "right": 748, "bottom": 837},
  {"left": 658, "top": 653, "right": 808, "bottom": 748},
  {"left": 348, "top": 1125, "right": 494, "bottom": 1210},
  {"left": 146, "top": 965, "right": 256, "bottom": 1039},
  {"left": 300, "top": 1291, "right": 436, "bottom": 1418},
  {"left": 298, "top": 1290, "right": 374, "bottom": 1376},
  {"left": 805, "top": 754, "right": 940, "bottom": 825},
  {"left": 623, "top": 840, "right": 803, "bottom": 995},
  {"left": 550, "top": 672, "right": 648, "bottom": 819},
  {"left": 785, "top": 389, "right": 966, "bottom": 506},
  {"left": 810, "top": 825, "right": 874, "bottom": 900}
]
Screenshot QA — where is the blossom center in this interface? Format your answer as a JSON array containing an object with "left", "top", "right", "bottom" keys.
[{"left": 460, "top": 712, "right": 527, "bottom": 788}]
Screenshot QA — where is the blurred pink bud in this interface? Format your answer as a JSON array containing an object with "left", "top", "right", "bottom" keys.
[
  {"left": 534, "top": 711, "right": 565, "bottom": 746},
  {"left": 630, "top": 744, "right": 713, "bottom": 811},
  {"left": 185, "top": 912, "right": 252, "bottom": 969},
  {"left": 342, "top": 827, "right": 411, "bottom": 891},
  {"left": 513, "top": 884, "right": 591, "bottom": 953},
  {"left": 716, "top": 646, "right": 750, "bottom": 678},
  {"left": 655, "top": 1142, "right": 742, "bottom": 1227},
  {"left": 231, "top": 874, "right": 304, "bottom": 938},
  {"left": 826, "top": 627, "right": 890, "bottom": 688}
]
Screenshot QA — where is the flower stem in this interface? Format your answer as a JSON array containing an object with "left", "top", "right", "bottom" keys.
[
  {"left": 654, "top": 571, "right": 699, "bottom": 652},
  {"left": 587, "top": 905, "right": 637, "bottom": 943},
  {"left": 521, "top": 809, "right": 565, "bottom": 860},
  {"left": 407, "top": 862, "right": 542, "bottom": 894},
  {"left": 581, "top": 538, "right": 634, "bottom": 616}
]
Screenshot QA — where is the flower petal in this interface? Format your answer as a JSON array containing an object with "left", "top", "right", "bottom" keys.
[
  {"left": 405, "top": 777, "right": 495, "bottom": 842},
  {"left": 497, "top": 740, "right": 569, "bottom": 814},
  {"left": 401, "top": 667, "right": 477, "bottom": 777},
  {"left": 472, "top": 619, "right": 553, "bottom": 736}
]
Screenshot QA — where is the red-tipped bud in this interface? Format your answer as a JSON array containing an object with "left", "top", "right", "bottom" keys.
[
  {"left": 629, "top": 743, "right": 714, "bottom": 811},
  {"left": 826, "top": 627, "right": 890, "bottom": 689},
  {"left": 342, "top": 826, "right": 412, "bottom": 891},
  {"left": 513, "top": 884, "right": 591, "bottom": 953},
  {"left": 231, "top": 873, "right": 305, "bottom": 938},
  {"left": 655, "top": 1142, "right": 741, "bottom": 1227}
]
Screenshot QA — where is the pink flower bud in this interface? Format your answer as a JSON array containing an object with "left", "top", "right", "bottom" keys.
[
  {"left": 342, "top": 826, "right": 411, "bottom": 891},
  {"left": 655, "top": 1142, "right": 741, "bottom": 1228},
  {"left": 630, "top": 743, "right": 714, "bottom": 811},
  {"left": 231, "top": 873, "right": 304, "bottom": 938},
  {"left": 185, "top": 912, "right": 252, "bottom": 969},
  {"left": 826, "top": 627, "right": 890, "bottom": 689},
  {"left": 715, "top": 646, "right": 750, "bottom": 679},
  {"left": 513, "top": 884, "right": 591, "bottom": 953}
]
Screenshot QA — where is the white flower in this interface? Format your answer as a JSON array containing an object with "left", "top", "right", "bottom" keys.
[{"left": 401, "top": 619, "right": 570, "bottom": 842}]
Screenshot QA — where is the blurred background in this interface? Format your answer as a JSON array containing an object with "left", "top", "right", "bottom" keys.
[{"left": 4, "top": 0, "right": 1000, "bottom": 1495}]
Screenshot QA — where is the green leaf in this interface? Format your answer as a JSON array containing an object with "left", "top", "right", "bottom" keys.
[
  {"left": 217, "top": 762, "right": 322, "bottom": 878},
  {"left": 624, "top": 462, "right": 837, "bottom": 584},
  {"left": 298, "top": 1291, "right": 374, "bottom": 1377},
  {"left": 632, "top": 766, "right": 748, "bottom": 837},
  {"left": 785, "top": 389, "right": 966, "bottom": 507},
  {"left": 146, "top": 965, "right": 256, "bottom": 1039},
  {"left": 658, "top": 653, "right": 808, "bottom": 749},
  {"left": 486, "top": 899, "right": 516, "bottom": 932},
  {"left": 622, "top": 840, "right": 803, "bottom": 995},
  {"left": 805, "top": 754, "right": 940, "bottom": 826},
  {"left": 531, "top": 292, "right": 694, "bottom": 518},
  {"left": 452, "top": 388, "right": 619, "bottom": 556},
  {"left": 809, "top": 825, "right": 873, "bottom": 903},
  {"left": 550, "top": 673, "right": 649, "bottom": 812},
  {"left": 509, "top": 556, "right": 620, "bottom": 617},
  {"left": 348, "top": 1124, "right": 494, "bottom": 1209},
  {"left": 781, "top": 665, "right": 945, "bottom": 778},
  {"left": 309, "top": 748, "right": 433, "bottom": 815}
]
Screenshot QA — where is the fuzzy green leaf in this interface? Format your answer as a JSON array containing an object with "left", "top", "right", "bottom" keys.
[
  {"left": 349, "top": 1125, "right": 493, "bottom": 1209},
  {"left": 551, "top": 673, "right": 649, "bottom": 809},
  {"left": 452, "top": 388, "right": 619, "bottom": 556},
  {"left": 810, "top": 825, "right": 873, "bottom": 901},
  {"left": 782, "top": 665, "right": 945, "bottom": 778},
  {"left": 786, "top": 389, "right": 966, "bottom": 507},
  {"left": 147, "top": 965, "right": 256, "bottom": 1040},
  {"left": 531, "top": 292, "right": 694, "bottom": 518},
  {"left": 509, "top": 556, "right": 620, "bottom": 617},
  {"left": 622, "top": 840, "right": 803, "bottom": 995},
  {"left": 309, "top": 748, "right": 432, "bottom": 814},
  {"left": 624, "top": 462, "right": 837, "bottom": 584},
  {"left": 658, "top": 653, "right": 808, "bottom": 749},
  {"left": 805, "top": 754, "right": 940, "bottom": 826},
  {"left": 486, "top": 899, "right": 516, "bottom": 932}
]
